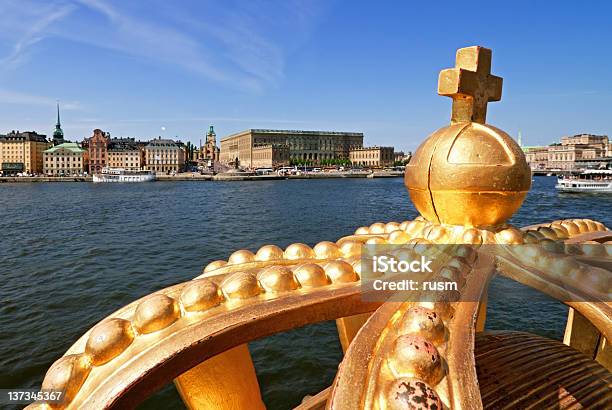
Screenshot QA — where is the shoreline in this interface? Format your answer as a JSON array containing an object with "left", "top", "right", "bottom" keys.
[{"left": 0, "top": 171, "right": 404, "bottom": 183}]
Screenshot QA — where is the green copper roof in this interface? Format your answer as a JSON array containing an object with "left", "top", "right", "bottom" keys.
[
  {"left": 44, "top": 142, "right": 84, "bottom": 153},
  {"left": 53, "top": 102, "right": 64, "bottom": 138}
]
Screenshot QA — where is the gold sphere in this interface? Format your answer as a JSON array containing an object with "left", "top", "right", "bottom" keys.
[
  {"left": 255, "top": 245, "right": 284, "bottom": 261},
  {"left": 381, "top": 378, "right": 443, "bottom": 410},
  {"left": 133, "top": 294, "right": 180, "bottom": 334},
  {"left": 284, "top": 243, "right": 315, "bottom": 260},
  {"left": 398, "top": 307, "right": 445, "bottom": 345},
  {"left": 257, "top": 266, "right": 299, "bottom": 292},
  {"left": 228, "top": 249, "right": 255, "bottom": 264},
  {"left": 203, "top": 260, "right": 227, "bottom": 273},
  {"left": 293, "top": 263, "right": 329, "bottom": 287},
  {"left": 180, "top": 279, "right": 223, "bottom": 312},
  {"left": 338, "top": 239, "right": 362, "bottom": 258},
  {"left": 387, "top": 334, "right": 444, "bottom": 385},
  {"left": 42, "top": 353, "right": 91, "bottom": 407},
  {"left": 405, "top": 122, "right": 531, "bottom": 227},
  {"left": 313, "top": 241, "right": 342, "bottom": 259},
  {"left": 221, "top": 272, "right": 261, "bottom": 299},
  {"left": 85, "top": 318, "right": 135, "bottom": 366},
  {"left": 324, "top": 260, "right": 358, "bottom": 283}
]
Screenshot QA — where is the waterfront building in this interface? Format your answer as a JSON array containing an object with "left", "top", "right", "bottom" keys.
[
  {"left": 252, "top": 144, "right": 290, "bottom": 169},
  {"left": 524, "top": 133, "right": 611, "bottom": 170},
  {"left": 349, "top": 146, "right": 395, "bottom": 167},
  {"left": 220, "top": 129, "right": 363, "bottom": 168},
  {"left": 43, "top": 142, "right": 87, "bottom": 176},
  {"left": 394, "top": 151, "right": 412, "bottom": 164},
  {"left": 201, "top": 125, "right": 220, "bottom": 162},
  {"left": 0, "top": 131, "right": 49, "bottom": 175},
  {"left": 107, "top": 138, "right": 143, "bottom": 170},
  {"left": 87, "top": 129, "right": 110, "bottom": 174},
  {"left": 144, "top": 137, "right": 185, "bottom": 173},
  {"left": 52, "top": 103, "right": 65, "bottom": 146}
]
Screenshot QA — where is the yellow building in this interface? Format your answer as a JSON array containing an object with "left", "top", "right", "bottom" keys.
[
  {"left": 144, "top": 137, "right": 185, "bottom": 173},
  {"left": 43, "top": 142, "right": 87, "bottom": 176},
  {"left": 107, "top": 138, "right": 143, "bottom": 170},
  {"left": 349, "top": 146, "right": 395, "bottom": 167},
  {"left": 220, "top": 129, "right": 363, "bottom": 168},
  {"left": 251, "top": 144, "right": 290, "bottom": 169},
  {"left": 0, "top": 131, "right": 50, "bottom": 175}
]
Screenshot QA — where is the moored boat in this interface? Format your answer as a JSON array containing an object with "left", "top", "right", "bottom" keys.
[
  {"left": 93, "top": 167, "right": 155, "bottom": 183},
  {"left": 555, "top": 169, "right": 612, "bottom": 193}
]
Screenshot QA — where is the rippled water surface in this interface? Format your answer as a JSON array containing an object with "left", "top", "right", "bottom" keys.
[{"left": 0, "top": 177, "right": 609, "bottom": 409}]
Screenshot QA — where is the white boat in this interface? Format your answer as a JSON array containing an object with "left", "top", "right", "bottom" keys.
[
  {"left": 555, "top": 170, "right": 612, "bottom": 193},
  {"left": 93, "top": 167, "right": 155, "bottom": 183}
]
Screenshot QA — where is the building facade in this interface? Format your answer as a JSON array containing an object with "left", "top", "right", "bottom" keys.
[
  {"left": 349, "top": 146, "right": 395, "bottom": 167},
  {"left": 43, "top": 142, "right": 87, "bottom": 176},
  {"left": 251, "top": 144, "right": 290, "bottom": 169},
  {"left": 220, "top": 129, "right": 363, "bottom": 168},
  {"left": 107, "top": 138, "right": 143, "bottom": 170},
  {"left": 87, "top": 129, "right": 110, "bottom": 174},
  {"left": 524, "top": 134, "right": 611, "bottom": 171},
  {"left": 144, "top": 138, "right": 185, "bottom": 173},
  {"left": 0, "top": 131, "right": 49, "bottom": 175},
  {"left": 201, "top": 125, "right": 220, "bottom": 162}
]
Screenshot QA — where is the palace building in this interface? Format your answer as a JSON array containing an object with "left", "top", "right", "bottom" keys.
[
  {"left": 43, "top": 142, "right": 87, "bottom": 176},
  {"left": 0, "top": 131, "right": 50, "bottom": 175},
  {"left": 524, "top": 133, "right": 611, "bottom": 170},
  {"left": 220, "top": 129, "right": 363, "bottom": 168},
  {"left": 87, "top": 129, "right": 110, "bottom": 174},
  {"left": 349, "top": 146, "right": 395, "bottom": 167}
]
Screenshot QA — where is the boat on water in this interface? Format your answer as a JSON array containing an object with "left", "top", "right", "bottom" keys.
[
  {"left": 555, "top": 169, "right": 612, "bottom": 193},
  {"left": 92, "top": 167, "right": 155, "bottom": 183}
]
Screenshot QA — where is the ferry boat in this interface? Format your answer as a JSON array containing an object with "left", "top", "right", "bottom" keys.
[
  {"left": 92, "top": 167, "right": 155, "bottom": 183},
  {"left": 555, "top": 169, "right": 612, "bottom": 192}
]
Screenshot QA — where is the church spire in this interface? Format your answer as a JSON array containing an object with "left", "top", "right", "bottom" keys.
[{"left": 53, "top": 101, "right": 65, "bottom": 145}]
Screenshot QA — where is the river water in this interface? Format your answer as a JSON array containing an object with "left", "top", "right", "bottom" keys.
[{"left": 0, "top": 176, "right": 610, "bottom": 409}]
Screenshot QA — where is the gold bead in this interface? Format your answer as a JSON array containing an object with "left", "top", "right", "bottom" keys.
[
  {"left": 255, "top": 245, "right": 284, "bottom": 261},
  {"left": 537, "top": 227, "right": 558, "bottom": 240},
  {"left": 369, "top": 222, "right": 386, "bottom": 234},
  {"left": 584, "top": 219, "right": 599, "bottom": 232},
  {"left": 313, "top": 241, "right": 342, "bottom": 259},
  {"left": 180, "top": 279, "right": 223, "bottom": 312},
  {"left": 462, "top": 228, "right": 483, "bottom": 245},
  {"left": 399, "top": 221, "right": 411, "bottom": 231},
  {"left": 258, "top": 265, "right": 298, "bottom": 292},
  {"left": 551, "top": 226, "right": 569, "bottom": 239},
  {"left": 355, "top": 226, "right": 370, "bottom": 235},
  {"left": 85, "top": 318, "right": 134, "bottom": 366},
  {"left": 424, "top": 225, "right": 446, "bottom": 242},
  {"left": 495, "top": 227, "right": 524, "bottom": 244},
  {"left": 438, "top": 265, "right": 463, "bottom": 288},
  {"left": 133, "top": 294, "right": 180, "bottom": 334},
  {"left": 366, "top": 236, "right": 387, "bottom": 245},
  {"left": 325, "top": 260, "right": 358, "bottom": 283},
  {"left": 338, "top": 239, "right": 362, "bottom": 257},
  {"left": 455, "top": 244, "right": 477, "bottom": 265},
  {"left": 446, "top": 256, "right": 470, "bottom": 274},
  {"left": 398, "top": 307, "right": 445, "bottom": 345},
  {"left": 221, "top": 272, "right": 261, "bottom": 299},
  {"left": 387, "top": 334, "right": 444, "bottom": 385},
  {"left": 42, "top": 353, "right": 91, "bottom": 407},
  {"left": 228, "top": 249, "right": 255, "bottom": 264},
  {"left": 351, "top": 259, "right": 362, "bottom": 276},
  {"left": 573, "top": 219, "right": 589, "bottom": 233},
  {"left": 385, "top": 222, "right": 401, "bottom": 233},
  {"left": 204, "top": 260, "right": 227, "bottom": 273},
  {"left": 293, "top": 264, "right": 329, "bottom": 287},
  {"left": 284, "top": 243, "right": 315, "bottom": 260},
  {"left": 382, "top": 378, "right": 443, "bottom": 410},
  {"left": 560, "top": 221, "right": 580, "bottom": 236},
  {"left": 388, "top": 230, "right": 411, "bottom": 245},
  {"left": 549, "top": 256, "right": 580, "bottom": 276}
]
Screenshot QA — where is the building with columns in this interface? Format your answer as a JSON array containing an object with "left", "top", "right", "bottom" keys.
[
  {"left": 220, "top": 129, "right": 363, "bottom": 168},
  {"left": 43, "top": 142, "right": 87, "bottom": 176},
  {"left": 349, "top": 146, "right": 395, "bottom": 167},
  {"left": 524, "top": 134, "right": 611, "bottom": 170},
  {"left": 144, "top": 137, "right": 185, "bottom": 173}
]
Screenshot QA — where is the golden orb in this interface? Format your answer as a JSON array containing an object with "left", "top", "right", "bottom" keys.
[{"left": 405, "top": 46, "right": 531, "bottom": 227}]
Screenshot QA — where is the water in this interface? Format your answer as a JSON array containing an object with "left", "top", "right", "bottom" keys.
[{"left": 0, "top": 177, "right": 609, "bottom": 409}]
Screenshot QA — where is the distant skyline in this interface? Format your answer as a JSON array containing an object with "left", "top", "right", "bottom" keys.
[{"left": 1, "top": 0, "right": 611, "bottom": 151}]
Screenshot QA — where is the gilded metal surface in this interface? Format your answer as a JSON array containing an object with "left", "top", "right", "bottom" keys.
[{"left": 29, "top": 46, "right": 611, "bottom": 410}]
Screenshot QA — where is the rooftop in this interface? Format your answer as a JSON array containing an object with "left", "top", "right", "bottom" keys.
[{"left": 44, "top": 142, "right": 85, "bottom": 153}]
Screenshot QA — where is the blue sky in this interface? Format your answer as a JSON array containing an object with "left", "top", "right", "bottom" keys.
[{"left": 0, "top": 0, "right": 610, "bottom": 151}]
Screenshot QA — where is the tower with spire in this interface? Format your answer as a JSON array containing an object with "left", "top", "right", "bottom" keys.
[
  {"left": 53, "top": 102, "right": 65, "bottom": 146},
  {"left": 202, "top": 125, "right": 220, "bottom": 162}
]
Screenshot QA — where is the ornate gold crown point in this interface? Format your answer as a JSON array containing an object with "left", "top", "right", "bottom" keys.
[{"left": 438, "top": 45, "right": 502, "bottom": 125}]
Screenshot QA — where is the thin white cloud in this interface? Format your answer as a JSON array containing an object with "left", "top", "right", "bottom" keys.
[{"left": 0, "top": 89, "right": 81, "bottom": 110}]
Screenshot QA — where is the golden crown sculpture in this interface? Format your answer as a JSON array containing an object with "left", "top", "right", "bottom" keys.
[{"left": 28, "top": 46, "right": 611, "bottom": 410}]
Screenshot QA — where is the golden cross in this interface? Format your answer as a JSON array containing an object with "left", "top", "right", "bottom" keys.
[{"left": 438, "top": 46, "right": 503, "bottom": 124}]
